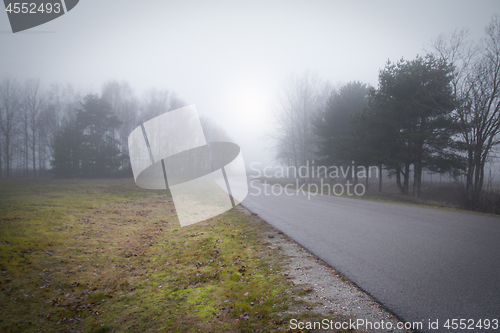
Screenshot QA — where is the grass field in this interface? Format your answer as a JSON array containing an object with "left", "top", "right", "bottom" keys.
[{"left": 0, "top": 178, "right": 348, "bottom": 333}]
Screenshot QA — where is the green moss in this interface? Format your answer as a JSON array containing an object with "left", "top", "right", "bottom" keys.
[{"left": 0, "top": 178, "right": 350, "bottom": 332}]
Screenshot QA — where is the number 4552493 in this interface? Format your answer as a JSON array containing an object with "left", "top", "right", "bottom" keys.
[
  {"left": 5, "top": 3, "right": 61, "bottom": 14},
  {"left": 443, "top": 319, "right": 498, "bottom": 330}
]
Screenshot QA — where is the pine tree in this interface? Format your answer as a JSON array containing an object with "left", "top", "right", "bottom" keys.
[
  {"left": 50, "top": 119, "right": 81, "bottom": 177},
  {"left": 373, "top": 55, "right": 462, "bottom": 197},
  {"left": 50, "top": 94, "right": 125, "bottom": 178}
]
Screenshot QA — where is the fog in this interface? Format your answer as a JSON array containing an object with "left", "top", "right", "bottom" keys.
[{"left": 1, "top": 0, "right": 498, "bottom": 167}]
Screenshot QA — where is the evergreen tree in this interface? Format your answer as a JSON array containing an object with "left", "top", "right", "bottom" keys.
[
  {"left": 373, "top": 55, "right": 462, "bottom": 197},
  {"left": 50, "top": 119, "right": 81, "bottom": 177},
  {"left": 314, "top": 81, "right": 371, "bottom": 183},
  {"left": 50, "top": 94, "right": 125, "bottom": 178}
]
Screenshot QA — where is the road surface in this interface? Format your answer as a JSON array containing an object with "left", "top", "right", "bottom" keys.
[{"left": 241, "top": 181, "right": 500, "bottom": 332}]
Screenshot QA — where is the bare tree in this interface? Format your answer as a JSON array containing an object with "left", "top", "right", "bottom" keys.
[
  {"left": 21, "top": 79, "right": 45, "bottom": 177},
  {"left": 45, "top": 82, "right": 81, "bottom": 137},
  {"left": 200, "top": 116, "right": 231, "bottom": 143},
  {"left": 431, "top": 15, "right": 500, "bottom": 207},
  {"left": 270, "top": 71, "right": 325, "bottom": 169},
  {"left": 139, "top": 88, "right": 186, "bottom": 121},
  {"left": 0, "top": 75, "right": 190, "bottom": 178},
  {"left": 37, "top": 108, "right": 50, "bottom": 177},
  {"left": 0, "top": 76, "right": 20, "bottom": 178},
  {"left": 430, "top": 28, "right": 476, "bottom": 98},
  {"left": 140, "top": 88, "right": 172, "bottom": 123},
  {"left": 102, "top": 80, "right": 139, "bottom": 171}
]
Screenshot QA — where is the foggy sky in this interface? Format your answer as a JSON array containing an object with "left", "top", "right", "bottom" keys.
[{"left": 1, "top": 0, "right": 499, "bottom": 166}]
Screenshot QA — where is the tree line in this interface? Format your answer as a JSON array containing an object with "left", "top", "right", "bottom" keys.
[
  {"left": 0, "top": 79, "right": 228, "bottom": 179},
  {"left": 271, "top": 16, "right": 500, "bottom": 209}
]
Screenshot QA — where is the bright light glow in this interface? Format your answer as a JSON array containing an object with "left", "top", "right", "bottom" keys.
[{"left": 233, "top": 84, "right": 270, "bottom": 125}]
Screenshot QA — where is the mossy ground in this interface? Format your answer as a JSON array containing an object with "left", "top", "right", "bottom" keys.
[{"left": 0, "top": 178, "right": 350, "bottom": 332}]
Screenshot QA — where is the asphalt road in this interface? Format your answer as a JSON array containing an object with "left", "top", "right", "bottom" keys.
[{"left": 241, "top": 181, "right": 500, "bottom": 332}]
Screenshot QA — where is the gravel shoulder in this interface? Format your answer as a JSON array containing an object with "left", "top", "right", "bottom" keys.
[{"left": 237, "top": 205, "right": 412, "bottom": 333}]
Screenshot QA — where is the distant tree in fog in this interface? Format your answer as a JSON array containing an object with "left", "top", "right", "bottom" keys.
[
  {"left": 44, "top": 82, "right": 82, "bottom": 170},
  {"left": 430, "top": 15, "right": 500, "bottom": 208},
  {"left": 0, "top": 75, "right": 191, "bottom": 179},
  {"left": 102, "top": 80, "right": 139, "bottom": 172},
  {"left": 20, "top": 78, "right": 45, "bottom": 177},
  {"left": 312, "top": 61, "right": 460, "bottom": 197},
  {"left": 0, "top": 77, "right": 20, "bottom": 178},
  {"left": 51, "top": 94, "right": 125, "bottom": 178},
  {"left": 50, "top": 119, "right": 81, "bottom": 178},
  {"left": 200, "top": 116, "right": 231, "bottom": 143},
  {"left": 140, "top": 88, "right": 185, "bottom": 124},
  {"left": 370, "top": 55, "right": 458, "bottom": 198},
  {"left": 314, "top": 81, "right": 371, "bottom": 168},
  {"left": 270, "top": 71, "right": 326, "bottom": 169}
]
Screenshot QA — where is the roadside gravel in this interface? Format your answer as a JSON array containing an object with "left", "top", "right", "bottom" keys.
[{"left": 237, "top": 205, "right": 412, "bottom": 333}]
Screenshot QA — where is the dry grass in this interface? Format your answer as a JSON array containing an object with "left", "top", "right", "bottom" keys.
[{"left": 0, "top": 178, "right": 350, "bottom": 332}]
